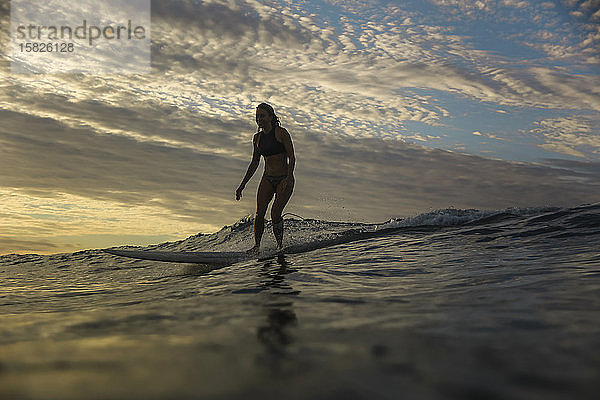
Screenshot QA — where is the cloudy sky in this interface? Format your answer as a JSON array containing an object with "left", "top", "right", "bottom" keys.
[{"left": 1, "top": 0, "right": 599, "bottom": 254}]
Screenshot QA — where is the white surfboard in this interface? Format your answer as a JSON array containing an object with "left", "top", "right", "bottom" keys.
[{"left": 104, "top": 249, "right": 248, "bottom": 265}]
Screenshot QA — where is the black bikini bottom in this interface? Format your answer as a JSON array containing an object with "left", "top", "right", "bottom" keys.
[{"left": 264, "top": 174, "right": 287, "bottom": 188}]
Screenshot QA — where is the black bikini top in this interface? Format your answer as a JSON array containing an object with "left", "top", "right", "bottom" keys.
[{"left": 257, "top": 126, "right": 286, "bottom": 157}]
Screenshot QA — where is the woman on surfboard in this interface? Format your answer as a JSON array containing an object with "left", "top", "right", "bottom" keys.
[{"left": 236, "top": 103, "right": 296, "bottom": 253}]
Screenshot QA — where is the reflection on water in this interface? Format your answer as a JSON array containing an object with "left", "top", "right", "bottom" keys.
[{"left": 256, "top": 255, "right": 299, "bottom": 368}]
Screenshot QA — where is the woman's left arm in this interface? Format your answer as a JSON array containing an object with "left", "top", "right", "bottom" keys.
[{"left": 281, "top": 128, "right": 295, "bottom": 177}]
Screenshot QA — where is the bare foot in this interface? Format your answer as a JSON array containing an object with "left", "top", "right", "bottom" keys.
[{"left": 245, "top": 245, "right": 259, "bottom": 255}]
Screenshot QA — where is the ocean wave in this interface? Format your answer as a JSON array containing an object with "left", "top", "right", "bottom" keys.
[
  {"left": 148, "top": 202, "right": 600, "bottom": 255},
  {"left": 2, "top": 203, "right": 599, "bottom": 261}
]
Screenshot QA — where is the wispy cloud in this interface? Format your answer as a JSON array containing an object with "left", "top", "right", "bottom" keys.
[
  {"left": 2, "top": 0, "right": 599, "bottom": 143},
  {"left": 529, "top": 115, "right": 600, "bottom": 158}
]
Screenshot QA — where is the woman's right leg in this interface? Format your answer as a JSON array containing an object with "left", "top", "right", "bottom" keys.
[{"left": 251, "top": 176, "right": 275, "bottom": 252}]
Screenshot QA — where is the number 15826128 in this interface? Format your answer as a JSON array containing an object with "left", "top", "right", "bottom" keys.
[{"left": 19, "top": 42, "right": 74, "bottom": 52}]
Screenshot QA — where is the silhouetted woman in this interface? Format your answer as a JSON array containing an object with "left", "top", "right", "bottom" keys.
[{"left": 236, "top": 103, "right": 295, "bottom": 253}]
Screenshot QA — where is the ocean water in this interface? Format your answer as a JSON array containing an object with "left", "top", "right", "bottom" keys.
[{"left": 1, "top": 204, "right": 599, "bottom": 399}]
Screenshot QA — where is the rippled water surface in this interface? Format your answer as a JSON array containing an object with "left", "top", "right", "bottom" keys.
[{"left": 1, "top": 205, "right": 600, "bottom": 399}]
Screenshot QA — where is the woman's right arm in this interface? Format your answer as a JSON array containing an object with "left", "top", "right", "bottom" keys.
[{"left": 236, "top": 135, "right": 261, "bottom": 200}]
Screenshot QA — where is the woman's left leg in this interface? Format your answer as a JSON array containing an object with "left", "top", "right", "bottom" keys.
[{"left": 271, "top": 177, "right": 295, "bottom": 248}]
